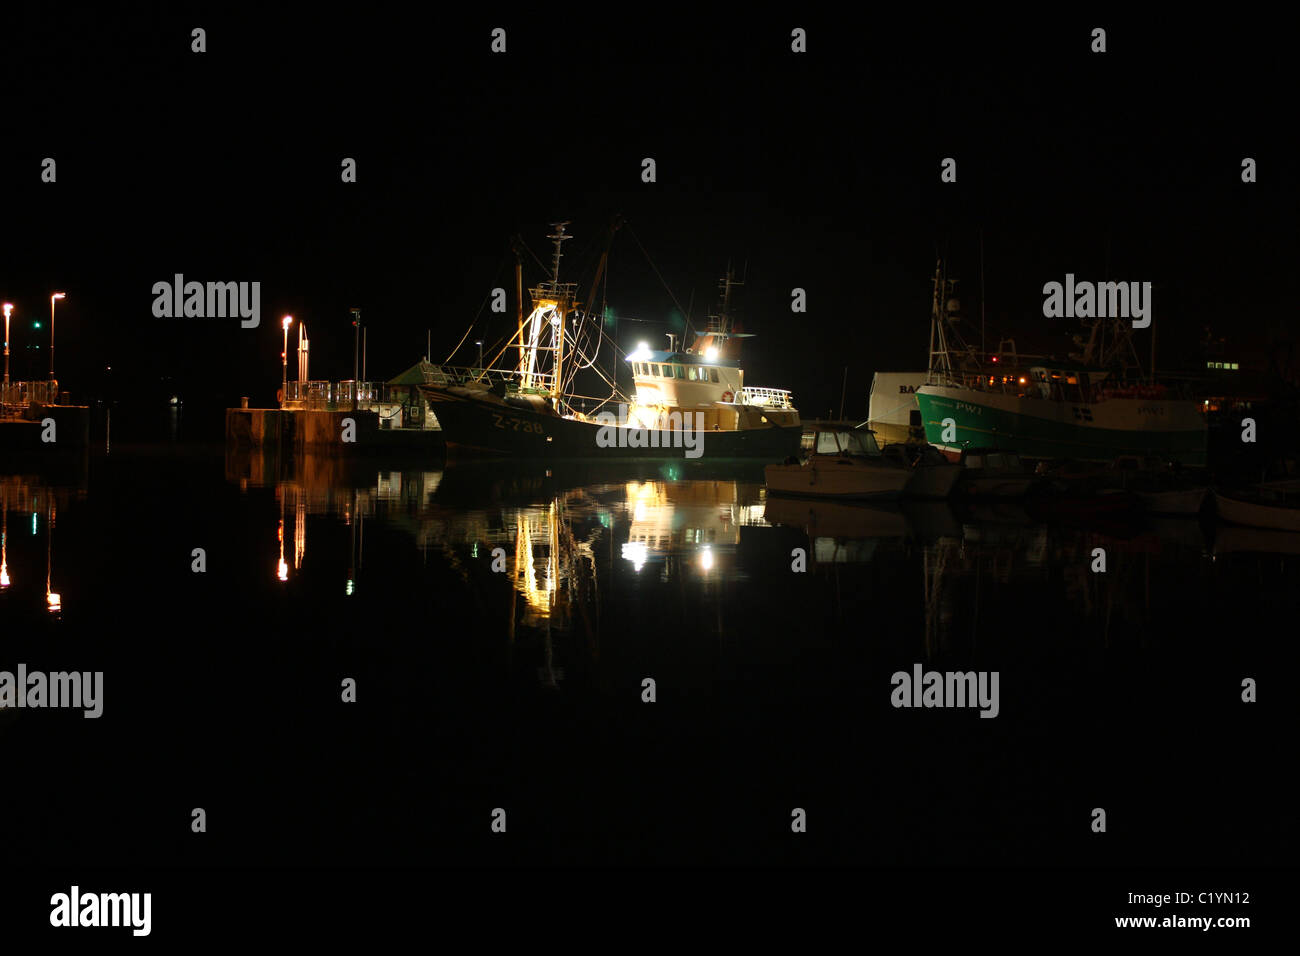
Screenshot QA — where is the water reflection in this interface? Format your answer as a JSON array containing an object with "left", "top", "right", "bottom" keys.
[
  {"left": 0, "top": 468, "right": 87, "bottom": 617},
  {"left": 221, "top": 450, "right": 1300, "bottom": 674}
]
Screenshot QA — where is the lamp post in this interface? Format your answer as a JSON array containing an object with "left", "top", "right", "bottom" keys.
[
  {"left": 50, "top": 293, "right": 65, "bottom": 379},
  {"left": 350, "top": 308, "right": 360, "bottom": 385},
  {"left": 2, "top": 302, "right": 12, "bottom": 393},
  {"left": 476, "top": 339, "right": 484, "bottom": 369},
  {"left": 281, "top": 315, "right": 293, "bottom": 406}
]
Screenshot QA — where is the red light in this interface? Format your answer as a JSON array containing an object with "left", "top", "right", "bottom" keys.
[{"left": 991, "top": 356, "right": 999, "bottom": 363}]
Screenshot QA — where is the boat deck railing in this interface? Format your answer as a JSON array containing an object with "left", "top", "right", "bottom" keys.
[
  {"left": 417, "top": 364, "right": 558, "bottom": 394},
  {"left": 738, "top": 386, "right": 794, "bottom": 408},
  {"left": 927, "top": 371, "right": 1197, "bottom": 403}
]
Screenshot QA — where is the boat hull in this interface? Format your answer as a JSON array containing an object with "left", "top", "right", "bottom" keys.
[
  {"left": 424, "top": 387, "right": 801, "bottom": 460},
  {"left": 764, "top": 460, "right": 912, "bottom": 499},
  {"left": 1215, "top": 491, "right": 1300, "bottom": 532},
  {"left": 902, "top": 463, "right": 962, "bottom": 499},
  {"left": 915, "top": 385, "right": 1207, "bottom": 466}
]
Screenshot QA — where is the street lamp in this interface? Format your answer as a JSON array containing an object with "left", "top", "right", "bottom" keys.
[
  {"left": 2, "top": 303, "right": 12, "bottom": 391},
  {"left": 476, "top": 339, "right": 484, "bottom": 369},
  {"left": 50, "top": 293, "right": 65, "bottom": 379},
  {"left": 281, "top": 315, "right": 293, "bottom": 406}
]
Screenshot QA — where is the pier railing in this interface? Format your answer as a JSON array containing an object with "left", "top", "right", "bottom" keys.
[
  {"left": 1, "top": 380, "right": 60, "bottom": 411},
  {"left": 282, "top": 380, "right": 380, "bottom": 411}
]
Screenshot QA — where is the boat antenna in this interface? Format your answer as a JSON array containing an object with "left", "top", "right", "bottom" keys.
[{"left": 980, "top": 229, "right": 986, "bottom": 365}]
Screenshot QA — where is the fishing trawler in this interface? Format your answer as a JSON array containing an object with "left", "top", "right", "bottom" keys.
[
  {"left": 420, "top": 223, "right": 801, "bottom": 460},
  {"left": 913, "top": 262, "right": 1208, "bottom": 466}
]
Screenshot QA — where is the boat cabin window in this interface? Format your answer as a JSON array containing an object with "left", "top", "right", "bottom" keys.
[
  {"left": 709, "top": 368, "right": 719, "bottom": 382},
  {"left": 676, "top": 365, "right": 687, "bottom": 379},
  {"left": 650, "top": 364, "right": 661, "bottom": 376},
  {"left": 687, "top": 367, "right": 700, "bottom": 381},
  {"left": 814, "top": 430, "right": 880, "bottom": 457}
]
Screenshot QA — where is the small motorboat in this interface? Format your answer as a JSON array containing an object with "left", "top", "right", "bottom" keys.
[
  {"left": 1215, "top": 479, "right": 1300, "bottom": 532},
  {"left": 765, "top": 426, "right": 911, "bottom": 500}
]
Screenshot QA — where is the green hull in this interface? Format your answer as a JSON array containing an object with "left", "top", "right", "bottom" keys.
[{"left": 914, "top": 386, "right": 1207, "bottom": 466}]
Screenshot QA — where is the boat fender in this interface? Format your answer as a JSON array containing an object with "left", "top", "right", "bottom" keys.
[{"left": 276, "top": 387, "right": 283, "bottom": 404}]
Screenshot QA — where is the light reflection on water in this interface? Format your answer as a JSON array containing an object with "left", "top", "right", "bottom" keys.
[{"left": 213, "top": 450, "right": 1300, "bottom": 664}]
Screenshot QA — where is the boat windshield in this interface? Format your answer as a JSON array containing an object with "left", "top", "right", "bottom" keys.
[{"left": 815, "top": 429, "right": 880, "bottom": 457}]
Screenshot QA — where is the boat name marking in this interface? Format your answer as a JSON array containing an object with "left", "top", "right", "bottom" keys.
[{"left": 491, "top": 413, "right": 545, "bottom": 434}]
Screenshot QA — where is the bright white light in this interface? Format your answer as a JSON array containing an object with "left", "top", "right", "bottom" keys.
[
  {"left": 699, "top": 546, "right": 714, "bottom": 571},
  {"left": 704, "top": 347, "right": 718, "bottom": 361},
  {"left": 621, "top": 541, "right": 648, "bottom": 572},
  {"left": 627, "top": 341, "right": 652, "bottom": 362}
]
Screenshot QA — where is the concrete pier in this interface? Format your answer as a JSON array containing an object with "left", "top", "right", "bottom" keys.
[
  {"left": 225, "top": 407, "right": 444, "bottom": 458},
  {"left": 0, "top": 404, "right": 91, "bottom": 451}
]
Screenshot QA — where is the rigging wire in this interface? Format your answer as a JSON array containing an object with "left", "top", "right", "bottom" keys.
[
  {"left": 625, "top": 221, "right": 699, "bottom": 340},
  {"left": 443, "top": 249, "right": 510, "bottom": 364}
]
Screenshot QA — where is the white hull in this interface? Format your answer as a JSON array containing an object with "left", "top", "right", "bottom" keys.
[{"left": 1215, "top": 491, "right": 1300, "bottom": 532}]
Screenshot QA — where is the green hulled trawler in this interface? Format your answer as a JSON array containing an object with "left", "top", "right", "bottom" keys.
[{"left": 913, "top": 263, "right": 1208, "bottom": 466}]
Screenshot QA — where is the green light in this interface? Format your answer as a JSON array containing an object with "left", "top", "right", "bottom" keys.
[{"left": 33, "top": 322, "right": 41, "bottom": 329}]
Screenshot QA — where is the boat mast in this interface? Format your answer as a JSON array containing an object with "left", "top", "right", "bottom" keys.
[
  {"left": 524, "top": 222, "right": 577, "bottom": 410},
  {"left": 927, "top": 260, "right": 953, "bottom": 382},
  {"left": 513, "top": 237, "right": 525, "bottom": 374}
]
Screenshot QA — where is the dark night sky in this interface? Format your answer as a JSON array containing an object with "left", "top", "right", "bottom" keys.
[{"left": 0, "top": 9, "right": 1293, "bottom": 427}]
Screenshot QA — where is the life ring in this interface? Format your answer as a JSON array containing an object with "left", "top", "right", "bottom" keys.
[{"left": 721, "top": 390, "right": 734, "bottom": 403}]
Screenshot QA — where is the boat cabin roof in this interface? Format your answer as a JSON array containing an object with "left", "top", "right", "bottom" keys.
[{"left": 628, "top": 350, "right": 741, "bottom": 369}]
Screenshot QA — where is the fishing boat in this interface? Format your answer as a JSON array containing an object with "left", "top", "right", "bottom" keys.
[
  {"left": 913, "top": 262, "right": 1208, "bottom": 466},
  {"left": 421, "top": 222, "right": 802, "bottom": 461},
  {"left": 765, "top": 426, "right": 913, "bottom": 500},
  {"left": 1215, "top": 479, "right": 1300, "bottom": 532}
]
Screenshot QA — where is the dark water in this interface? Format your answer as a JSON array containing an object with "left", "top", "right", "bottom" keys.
[{"left": 1, "top": 442, "right": 1295, "bottom": 868}]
